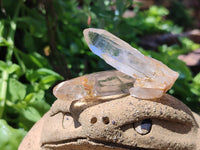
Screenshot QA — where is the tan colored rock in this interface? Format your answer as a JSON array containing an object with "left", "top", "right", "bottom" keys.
[
  {"left": 19, "top": 93, "right": 200, "bottom": 150},
  {"left": 178, "top": 49, "right": 200, "bottom": 66}
]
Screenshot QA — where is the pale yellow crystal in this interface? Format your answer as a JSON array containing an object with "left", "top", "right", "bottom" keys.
[{"left": 53, "top": 71, "right": 134, "bottom": 102}]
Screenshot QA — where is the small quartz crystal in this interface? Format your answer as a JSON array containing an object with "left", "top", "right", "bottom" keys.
[
  {"left": 83, "top": 28, "right": 179, "bottom": 99},
  {"left": 53, "top": 70, "right": 134, "bottom": 102}
]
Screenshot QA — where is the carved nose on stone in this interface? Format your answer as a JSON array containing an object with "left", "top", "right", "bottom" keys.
[{"left": 63, "top": 113, "right": 81, "bottom": 129}]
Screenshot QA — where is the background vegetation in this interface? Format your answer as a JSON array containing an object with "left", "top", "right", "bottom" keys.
[{"left": 0, "top": 0, "right": 199, "bottom": 149}]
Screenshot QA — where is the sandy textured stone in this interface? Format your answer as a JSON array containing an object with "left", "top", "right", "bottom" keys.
[{"left": 19, "top": 94, "right": 200, "bottom": 150}]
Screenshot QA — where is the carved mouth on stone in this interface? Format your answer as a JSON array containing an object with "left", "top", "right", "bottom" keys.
[{"left": 42, "top": 138, "right": 150, "bottom": 150}]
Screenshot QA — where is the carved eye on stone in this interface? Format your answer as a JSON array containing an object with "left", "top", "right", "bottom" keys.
[{"left": 133, "top": 119, "right": 152, "bottom": 135}]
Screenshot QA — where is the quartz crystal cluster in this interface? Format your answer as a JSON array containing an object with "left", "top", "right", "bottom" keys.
[
  {"left": 54, "top": 28, "right": 179, "bottom": 104},
  {"left": 83, "top": 28, "right": 179, "bottom": 99}
]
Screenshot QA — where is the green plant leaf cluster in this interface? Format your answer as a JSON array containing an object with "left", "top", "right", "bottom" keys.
[
  {"left": 0, "top": 1, "right": 63, "bottom": 149},
  {"left": 191, "top": 73, "right": 200, "bottom": 98},
  {"left": 124, "top": 5, "right": 182, "bottom": 35},
  {"left": 0, "top": 119, "right": 26, "bottom": 150},
  {"left": 0, "top": 41, "right": 63, "bottom": 149}
]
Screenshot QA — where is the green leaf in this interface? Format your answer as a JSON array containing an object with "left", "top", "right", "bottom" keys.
[
  {"left": 0, "top": 21, "right": 4, "bottom": 37},
  {"left": 193, "top": 73, "right": 200, "bottom": 84},
  {"left": 0, "top": 61, "right": 8, "bottom": 72},
  {"left": 23, "top": 31, "right": 36, "bottom": 52},
  {"left": 7, "top": 78, "right": 26, "bottom": 103},
  {"left": 14, "top": 49, "right": 50, "bottom": 69},
  {"left": 0, "top": 37, "right": 10, "bottom": 46},
  {"left": 7, "top": 64, "right": 20, "bottom": 74},
  {"left": 21, "top": 106, "right": 41, "bottom": 122},
  {"left": 23, "top": 93, "right": 35, "bottom": 103},
  {"left": 0, "top": 61, "right": 20, "bottom": 75},
  {"left": 191, "top": 83, "right": 200, "bottom": 96},
  {"left": 149, "top": 6, "right": 169, "bottom": 16},
  {"left": 17, "top": 91, "right": 47, "bottom": 130},
  {"left": 24, "top": 90, "right": 44, "bottom": 103},
  {"left": 25, "top": 69, "right": 39, "bottom": 83},
  {"left": 29, "top": 53, "right": 49, "bottom": 68},
  {"left": 0, "top": 119, "right": 26, "bottom": 150},
  {"left": 39, "top": 75, "right": 61, "bottom": 90},
  {"left": 34, "top": 90, "right": 45, "bottom": 101},
  {"left": 25, "top": 68, "right": 63, "bottom": 91},
  {"left": 191, "top": 73, "right": 200, "bottom": 96},
  {"left": 37, "top": 68, "right": 63, "bottom": 79},
  {"left": 30, "top": 96, "right": 50, "bottom": 116},
  {"left": 180, "top": 37, "right": 200, "bottom": 51},
  {"left": 16, "top": 16, "right": 46, "bottom": 38},
  {"left": 33, "top": 68, "right": 64, "bottom": 90}
]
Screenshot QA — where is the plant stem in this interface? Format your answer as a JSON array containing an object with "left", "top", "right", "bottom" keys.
[
  {"left": 6, "top": 21, "right": 16, "bottom": 60},
  {"left": 0, "top": 2, "right": 20, "bottom": 118},
  {"left": 43, "top": 0, "right": 71, "bottom": 79},
  {"left": 0, "top": 71, "right": 9, "bottom": 118},
  {"left": 14, "top": 48, "right": 26, "bottom": 72}
]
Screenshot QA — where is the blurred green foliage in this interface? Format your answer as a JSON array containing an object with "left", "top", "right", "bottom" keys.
[
  {"left": 0, "top": 0, "right": 199, "bottom": 149},
  {"left": 168, "top": 0, "right": 193, "bottom": 28},
  {"left": 0, "top": 119, "right": 26, "bottom": 150}
]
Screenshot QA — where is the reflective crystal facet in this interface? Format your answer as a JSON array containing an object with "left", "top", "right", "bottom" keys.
[
  {"left": 53, "top": 71, "right": 134, "bottom": 102},
  {"left": 83, "top": 28, "right": 179, "bottom": 99}
]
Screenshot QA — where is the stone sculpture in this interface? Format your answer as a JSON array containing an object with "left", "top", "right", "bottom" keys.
[{"left": 19, "top": 28, "right": 200, "bottom": 150}]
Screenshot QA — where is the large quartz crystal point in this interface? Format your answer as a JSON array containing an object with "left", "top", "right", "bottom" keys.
[{"left": 83, "top": 28, "right": 179, "bottom": 99}]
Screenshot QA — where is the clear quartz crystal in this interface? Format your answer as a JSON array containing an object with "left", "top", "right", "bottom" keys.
[
  {"left": 53, "top": 70, "right": 134, "bottom": 102},
  {"left": 83, "top": 28, "right": 179, "bottom": 99}
]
